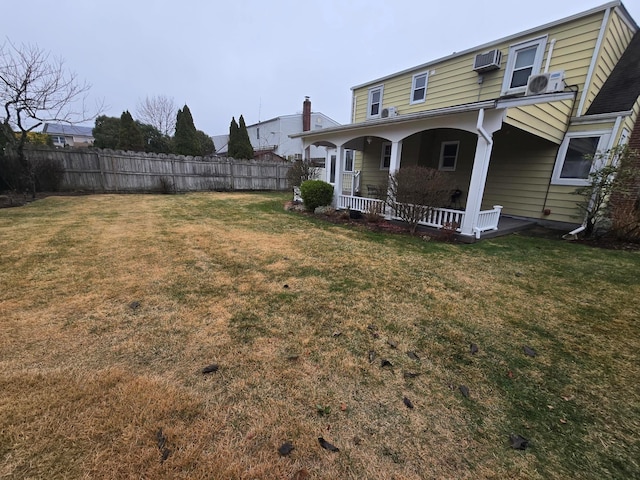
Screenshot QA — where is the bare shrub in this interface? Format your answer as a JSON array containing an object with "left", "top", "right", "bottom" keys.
[
  {"left": 286, "top": 160, "right": 318, "bottom": 188},
  {"left": 32, "top": 158, "right": 65, "bottom": 191},
  {"left": 158, "top": 176, "right": 175, "bottom": 194},
  {"left": 386, "top": 166, "right": 455, "bottom": 234}
]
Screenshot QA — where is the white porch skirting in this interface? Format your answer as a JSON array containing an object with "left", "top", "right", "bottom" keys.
[{"left": 337, "top": 194, "right": 502, "bottom": 239}]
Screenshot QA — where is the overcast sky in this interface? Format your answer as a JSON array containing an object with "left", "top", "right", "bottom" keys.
[{"left": 4, "top": 0, "right": 639, "bottom": 136}]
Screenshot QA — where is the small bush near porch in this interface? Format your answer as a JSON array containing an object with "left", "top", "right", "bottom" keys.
[
  {"left": 0, "top": 192, "right": 638, "bottom": 479},
  {"left": 387, "top": 165, "right": 456, "bottom": 233}
]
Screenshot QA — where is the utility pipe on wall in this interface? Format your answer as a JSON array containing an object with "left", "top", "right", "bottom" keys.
[{"left": 544, "top": 39, "right": 556, "bottom": 73}]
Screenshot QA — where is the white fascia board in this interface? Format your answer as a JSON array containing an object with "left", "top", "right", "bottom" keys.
[
  {"left": 495, "top": 91, "right": 576, "bottom": 109},
  {"left": 351, "top": 1, "right": 630, "bottom": 92},
  {"left": 570, "top": 110, "right": 633, "bottom": 124},
  {"left": 290, "top": 100, "right": 498, "bottom": 140}
]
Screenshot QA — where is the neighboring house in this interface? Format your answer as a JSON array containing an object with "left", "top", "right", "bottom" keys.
[
  {"left": 214, "top": 98, "right": 340, "bottom": 163},
  {"left": 292, "top": 1, "right": 640, "bottom": 239},
  {"left": 42, "top": 123, "right": 94, "bottom": 148}
]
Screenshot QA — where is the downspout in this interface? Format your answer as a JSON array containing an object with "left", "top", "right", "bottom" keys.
[
  {"left": 476, "top": 108, "right": 493, "bottom": 146},
  {"left": 541, "top": 86, "right": 579, "bottom": 214}
]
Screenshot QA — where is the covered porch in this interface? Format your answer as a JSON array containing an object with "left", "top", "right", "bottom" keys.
[{"left": 291, "top": 94, "right": 574, "bottom": 239}]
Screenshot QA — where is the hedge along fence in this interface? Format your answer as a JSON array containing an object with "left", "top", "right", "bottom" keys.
[{"left": 23, "top": 147, "right": 292, "bottom": 193}]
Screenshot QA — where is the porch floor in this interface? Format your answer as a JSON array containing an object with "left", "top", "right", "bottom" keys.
[{"left": 406, "top": 215, "right": 536, "bottom": 242}]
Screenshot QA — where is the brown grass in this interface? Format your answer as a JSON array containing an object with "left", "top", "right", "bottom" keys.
[{"left": 0, "top": 192, "right": 639, "bottom": 479}]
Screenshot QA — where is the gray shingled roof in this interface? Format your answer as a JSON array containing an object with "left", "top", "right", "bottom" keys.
[
  {"left": 586, "top": 31, "right": 640, "bottom": 115},
  {"left": 42, "top": 123, "right": 94, "bottom": 136}
]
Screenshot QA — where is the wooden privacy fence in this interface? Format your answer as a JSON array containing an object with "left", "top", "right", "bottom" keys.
[{"left": 25, "top": 148, "right": 292, "bottom": 192}]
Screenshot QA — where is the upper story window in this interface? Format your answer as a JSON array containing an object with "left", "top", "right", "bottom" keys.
[
  {"left": 368, "top": 85, "right": 384, "bottom": 119},
  {"left": 380, "top": 142, "right": 392, "bottom": 170},
  {"left": 410, "top": 72, "right": 429, "bottom": 104},
  {"left": 552, "top": 131, "right": 610, "bottom": 186},
  {"left": 501, "top": 36, "right": 547, "bottom": 95},
  {"left": 439, "top": 141, "right": 459, "bottom": 171}
]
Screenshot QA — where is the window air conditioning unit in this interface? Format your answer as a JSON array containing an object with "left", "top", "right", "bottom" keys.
[
  {"left": 525, "top": 71, "right": 565, "bottom": 95},
  {"left": 381, "top": 106, "right": 398, "bottom": 118},
  {"left": 473, "top": 49, "right": 502, "bottom": 73}
]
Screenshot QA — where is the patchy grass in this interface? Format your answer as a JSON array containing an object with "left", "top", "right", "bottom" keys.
[{"left": 0, "top": 192, "right": 638, "bottom": 479}]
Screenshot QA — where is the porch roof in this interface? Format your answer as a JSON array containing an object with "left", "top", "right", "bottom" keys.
[{"left": 290, "top": 92, "right": 575, "bottom": 143}]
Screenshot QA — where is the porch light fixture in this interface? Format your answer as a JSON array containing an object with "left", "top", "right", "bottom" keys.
[{"left": 366, "top": 136, "right": 372, "bottom": 144}]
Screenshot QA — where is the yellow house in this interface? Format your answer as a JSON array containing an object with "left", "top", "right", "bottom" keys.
[{"left": 292, "top": 1, "right": 640, "bottom": 239}]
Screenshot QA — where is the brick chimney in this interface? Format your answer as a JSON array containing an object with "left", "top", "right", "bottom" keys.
[{"left": 302, "top": 96, "right": 311, "bottom": 132}]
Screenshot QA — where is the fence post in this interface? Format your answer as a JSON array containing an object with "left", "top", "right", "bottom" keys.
[{"left": 97, "top": 151, "right": 106, "bottom": 192}]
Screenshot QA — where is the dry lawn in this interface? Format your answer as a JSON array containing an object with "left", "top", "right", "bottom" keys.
[{"left": 0, "top": 192, "right": 638, "bottom": 479}]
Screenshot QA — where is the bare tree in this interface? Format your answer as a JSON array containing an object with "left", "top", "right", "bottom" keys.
[
  {"left": 386, "top": 165, "right": 456, "bottom": 234},
  {"left": 0, "top": 40, "right": 99, "bottom": 193},
  {"left": 136, "top": 95, "right": 177, "bottom": 136}
]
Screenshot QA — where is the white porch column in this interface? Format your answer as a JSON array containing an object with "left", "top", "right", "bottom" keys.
[
  {"left": 460, "top": 109, "right": 494, "bottom": 237},
  {"left": 333, "top": 145, "right": 344, "bottom": 207},
  {"left": 389, "top": 140, "right": 402, "bottom": 175}
]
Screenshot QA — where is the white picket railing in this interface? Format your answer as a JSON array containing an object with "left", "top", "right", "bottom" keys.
[
  {"left": 474, "top": 205, "right": 503, "bottom": 238},
  {"left": 338, "top": 195, "right": 385, "bottom": 214},
  {"left": 341, "top": 171, "right": 361, "bottom": 195},
  {"left": 338, "top": 195, "right": 503, "bottom": 238}
]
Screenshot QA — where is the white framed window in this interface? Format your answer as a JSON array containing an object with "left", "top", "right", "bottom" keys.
[
  {"left": 439, "top": 141, "right": 459, "bottom": 171},
  {"left": 552, "top": 131, "right": 610, "bottom": 186},
  {"left": 380, "top": 142, "right": 392, "bottom": 170},
  {"left": 344, "top": 150, "right": 354, "bottom": 172},
  {"left": 368, "top": 85, "right": 384, "bottom": 119},
  {"left": 410, "top": 72, "right": 429, "bottom": 104},
  {"left": 501, "top": 36, "right": 547, "bottom": 95}
]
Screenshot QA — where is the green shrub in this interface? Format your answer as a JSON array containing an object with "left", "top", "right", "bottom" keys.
[{"left": 299, "top": 179, "right": 333, "bottom": 211}]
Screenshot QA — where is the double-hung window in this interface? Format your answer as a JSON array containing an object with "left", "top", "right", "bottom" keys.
[
  {"left": 552, "top": 131, "right": 610, "bottom": 186},
  {"left": 368, "top": 85, "right": 383, "bottom": 119},
  {"left": 380, "top": 142, "right": 392, "bottom": 170},
  {"left": 439, "top": 141, "right": 459, "bottom": 171},
  {"left": 502, "top": 37, "right": 547, "bottom": 95},
  {"left": 410, "top": 72, "right": 429, "bottom": 104},
  {"left": 344, "top": 150, "right": 354, "bottom": 172}
]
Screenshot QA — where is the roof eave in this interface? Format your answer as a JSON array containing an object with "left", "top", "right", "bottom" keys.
[{"left": 351, "top": 1, "right": 634, "bottom": 91}]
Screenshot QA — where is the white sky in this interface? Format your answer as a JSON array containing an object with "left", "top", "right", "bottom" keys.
[{"left": 4, "top": 0, "right": 639, "bottom": 136}]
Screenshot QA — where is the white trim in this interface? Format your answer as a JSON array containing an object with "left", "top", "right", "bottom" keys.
[
  {"left": 570, "top": 110, "right": 633, "bottom": 124},
  {"left": 438, "top": 141, "right": 459, "bottom": 171},
  {"left": 551, "top": 130, "right": 611, "bottom": 186},
  {"left": 501, "top": 35, "right": 548, "bottom": 95},
  {"left": 367, "top": 85, "right": 384, "bottom": 119},
  {"left": 380, "top": 142, "right": 392, "bottom": 170},
  {"left": 409, "top": 71, "right": 429, "bottom": 105},
  {"left": 351, "top": 92, "right": 357, "bottom": 124},
  {"left": 577, "top": 7, "right": 611, "bottom": 117}
]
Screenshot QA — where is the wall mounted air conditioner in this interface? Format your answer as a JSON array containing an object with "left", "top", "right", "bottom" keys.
[
  {"left": 381, "top": 106, "right": 398, "bottom": 118},
  {"left": 525, "top": 71, "right": 565, "bottom": 95},
  {"left": 473, "top": 49, "right": 502, "bottom": 73}
]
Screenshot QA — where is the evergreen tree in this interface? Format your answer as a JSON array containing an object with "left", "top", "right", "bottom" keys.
[
  {"left": 93, "top": 115, "right": 121, "bottom": 149},
  {"left": 137, "top": 122, "right": 172, "bottom": 154},
  {"left": 227, "top": 116, "right": 239, "bottom": 158},
  {"left": 228, "top": 115, "right": 254, "bottom": 159},
  {"left": 195, "top": 130, "right": 215, "bottom": 156},
  {"left": 173, "top": 104, "right": 200, "bottom": 156},
  {"left": 117, "top": 111, "right": 144, "bottom": 151},
  {"left": 236, "top": 115, "right": 254, "bottom": 159}
]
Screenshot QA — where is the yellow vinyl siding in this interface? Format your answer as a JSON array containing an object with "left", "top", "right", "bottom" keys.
[
  {"left": 582, "top": 10, "right": 635, "bottom": 114},
  {"left": 505, "top": 99, "right": 575, "bottom": 143},
  {"left": 483, "top": 129, "right": 559, "bottom": 219},
  {"left": 352, "top": 11, "right": 605, "bottom": 131}
]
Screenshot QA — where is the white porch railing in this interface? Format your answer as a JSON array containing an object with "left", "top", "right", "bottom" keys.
[
  {"left": 338, "top": 195, "right": 503, "bottom": 238},
  {"left": 341, "top": 171, "right": 361, "bottom": 195},
  {"left": 474, "top": 205, "right": 503, "bottom": 238},
  {"left": 338, "top": 194, "right": 385, "bottom": 214}
]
